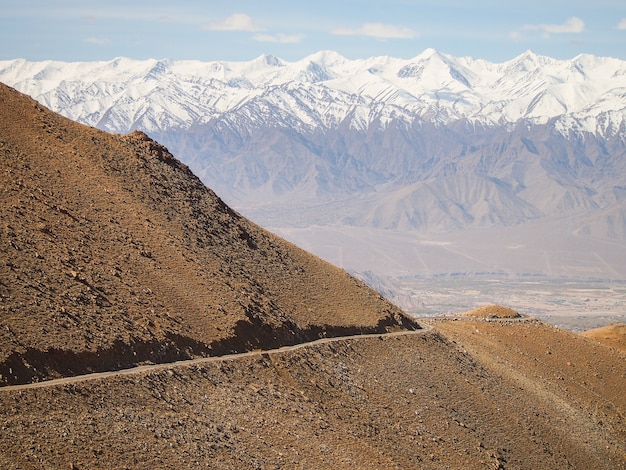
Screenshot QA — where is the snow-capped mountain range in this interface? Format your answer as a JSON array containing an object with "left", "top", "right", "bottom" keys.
[
  {"left": 1, "top": 50, "right": 625, "bottom": 249},
  {"left": 2, "top": 49, "right": 625, "bottom": 135}
]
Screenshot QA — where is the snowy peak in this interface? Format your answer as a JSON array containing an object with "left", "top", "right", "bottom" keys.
[
  {"left": 1, "top": 50, "right": 625, "bottom": 135},
  {"left": 302, "top": 50, "right": 348, "bottom": 67},
  {"left": 396, "top": 51, "right": 474, "bottom": 90},
  {"left": 505, "top": 50, "right": 548, "bottom": 72}
]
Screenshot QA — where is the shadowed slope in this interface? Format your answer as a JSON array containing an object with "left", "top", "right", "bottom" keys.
[{"left": 0, "top": 83, "right": 417, "bottom": 385}]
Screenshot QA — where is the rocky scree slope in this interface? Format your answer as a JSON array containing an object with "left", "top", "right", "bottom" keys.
[
  {"left": 0, "top": 318, "right": 624, "bottom": 469},
  {"left": 0, "top": 83, "right": 416, "bottom": 386}
]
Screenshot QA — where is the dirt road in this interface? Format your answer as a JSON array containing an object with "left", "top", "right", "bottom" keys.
[{"left": 0, "top": 327, "right": 428, "bottom": 392}]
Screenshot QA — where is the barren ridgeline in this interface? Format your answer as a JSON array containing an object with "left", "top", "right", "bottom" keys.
[
  {"left": 1, "top": 83, "right": 625, "bottom": 469},
  {"left": 0, "top": 82, "right": 417, "bottom": 387}
]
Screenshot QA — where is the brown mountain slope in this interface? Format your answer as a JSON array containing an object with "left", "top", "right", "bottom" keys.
[
  {"left": 461, "top": 304, "right": 520, "bottom": 318},
  {"left": 428, "top": 316, "right": 626, "bottom": 467},
  {"left": 1, "top": 82, "right": 624, "bottom": 469},
  {"left": 0, "top": 82, "right": 416, "bottom": 386},
  {"left": 581, "top": 324, "right": 626, "bottom": 352},
  {"left": 0, "top": 321, "right": 624, "bottom": 469}
]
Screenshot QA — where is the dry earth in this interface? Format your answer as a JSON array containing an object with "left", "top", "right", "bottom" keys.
[
  {"left": 460, "top": 304, "right": 521, "bottom": 318},
  {"left": 1, "top": 320, "right": 625, "bottom": 469},
  {"left": 425, "top": 316, "right": 626, "bottom": 469},
  {"left": 0, "top": 82, "right": 414, "bottom": 386},
  {"left": 1, "top": 83, "right": 625, "bottom": 469},
  {"left": 581, "top": 324, "right": 626, "bottom": 352}
]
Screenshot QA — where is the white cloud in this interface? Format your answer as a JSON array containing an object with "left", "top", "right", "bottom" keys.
[
  {"left": 617, "top": 18, "right": 626, "bottom": 30},
  {"left": 332, "top": 22, "right": 417, "bottom": 39},
  {"left": 204, "top": 13, "right": 260, "bottom": 32},
  {"left": 522, "top": 16, "right": 585, "bottom": 35},
  {"left": 253, "top": 33, "right": 305, "bottom": 44}
]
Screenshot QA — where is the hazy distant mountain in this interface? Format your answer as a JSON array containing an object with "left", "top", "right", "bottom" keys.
[
  {"left": 2, "top": 50, "right": 626, "bottom": 295},
  {"left": 2, "top": 50, "right": 624, "bottom": 238}
]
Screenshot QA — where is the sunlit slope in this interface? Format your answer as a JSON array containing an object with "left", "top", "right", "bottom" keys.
[{"left": 0, "top": 82, "right": 416, "bottom": 385}]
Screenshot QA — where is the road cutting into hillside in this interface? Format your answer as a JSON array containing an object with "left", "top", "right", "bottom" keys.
[{"left": 0, "top": 326, "right": 431, "bottom": 392}]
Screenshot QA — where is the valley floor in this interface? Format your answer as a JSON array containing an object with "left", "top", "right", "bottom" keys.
[
  {"left": 268, "top": 223, "right": 626, "bottom": 331},
  {"left": 395, "top": 277, "right": 626, "bottom": 332}
]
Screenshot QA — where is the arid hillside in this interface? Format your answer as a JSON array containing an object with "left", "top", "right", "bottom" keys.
[
  {"left": 581, "top": 324, "right": 626, "bottom": 352},
  {"left": 1, "top": 82, "right": 625, "bottom": 469},
  {"left": 1, "top": 318, "right": 624, "bottom": 469},
  {"left": 461, "top": 304, "right": 521, "bottom": 318},
  {"left": 0, "top": 82, "right": 415, "bottom": 386}
]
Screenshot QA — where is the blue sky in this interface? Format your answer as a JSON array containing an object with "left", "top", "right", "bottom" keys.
[{"left": 1, "top": 0, "right": 625, "bottom": 63}]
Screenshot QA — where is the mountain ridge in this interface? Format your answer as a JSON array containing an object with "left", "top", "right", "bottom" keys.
[
  {"left": 2, "top": 50, "right": 625, "bottom": 135},
  {"left": 0, "top": 82, "right": 416, "bottom": 386},
  {"left": 2, "top": 50, "right": 625, "bottom": 292}
]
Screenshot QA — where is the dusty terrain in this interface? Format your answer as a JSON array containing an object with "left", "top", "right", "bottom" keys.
[
  {"left": 0, "top": 82, "right": 414, "bottom": 386},
  {"left": 1, "top": 83, "right": 625, "bottom": 469},
  {"left": 581, "top": 324, "right": 626, "bottom": 352},
  {"left": 460, "top": 304, "right": 520, "bottom": 318},
  {"left": 1, "top": 319, "right": 624, "bottom": 469}
]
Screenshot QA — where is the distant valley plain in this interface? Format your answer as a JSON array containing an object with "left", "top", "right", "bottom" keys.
[{"left": 269, "top": 220, "right": 626, "bottom": 332}]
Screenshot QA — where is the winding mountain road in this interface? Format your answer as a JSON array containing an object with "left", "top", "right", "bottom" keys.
[{"left": 0, "top": 327, "right": 430, "bottom": 392}]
